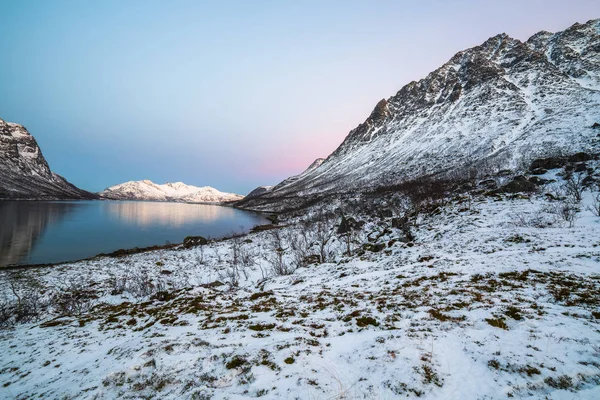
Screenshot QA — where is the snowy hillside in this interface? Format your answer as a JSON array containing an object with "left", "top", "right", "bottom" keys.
[
  {"left": 1, "top": 159, "right": 600, "bottom": 399},
  {"left": 241, "top": 19, "right": 600, "bottom": 211},
  {"left": 0, "top": 118, "right": 97, "bottom": 200},
  {"left": 100, "top": 180, "right": 244, "bottom": 203}
]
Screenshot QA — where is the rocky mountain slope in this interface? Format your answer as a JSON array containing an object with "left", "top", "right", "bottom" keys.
[
  {"left": 0, "top": 118, "right": 97, "bottom": 200},
  {"left": 243, "top": 158, "right": 325, "bottom": 200},
  {"left": 100, "top": 180, "right": 244, "bottom": 203},
  {"left": 240, "top": 19, "right": 600, "bottom": 211}
]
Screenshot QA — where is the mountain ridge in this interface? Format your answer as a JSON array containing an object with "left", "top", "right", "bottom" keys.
[
  {"left": 100, "top": 180, "right": 244, "bottom": 204},
  {"left": 237, "top": 18, "right": 600, "bottom": 211}
]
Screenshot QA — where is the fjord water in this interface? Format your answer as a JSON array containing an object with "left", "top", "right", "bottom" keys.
[{"left": 0, "top": 201, "right": 269, "bottom": 266}]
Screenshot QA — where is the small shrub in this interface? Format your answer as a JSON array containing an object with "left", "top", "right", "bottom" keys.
[
  {"left": 249, "top": 292, "right": 273, "bottom": 301},
  {"left": 356, "top": 316, "right": 379, "bottom": 327},
  {"left": 488, "top": 359, "right": 500, "bottom": 370},
  {"left": 504, "top": 306, "right": 523, "bottom": 320},
  {"left": 248, "top": 323, "right": 276, "bottom": 331},
  {"left": 544, "top": 375, "right": 573, "bottom": 389},
  {"left": 485, "top": 317, "right": 508, "bottom": 330},
  {"left": 226, "top": 355, "right": 248, "bottom": 370}
]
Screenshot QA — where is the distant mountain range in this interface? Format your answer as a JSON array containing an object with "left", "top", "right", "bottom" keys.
[
  {"left": 238, "top": 18, "right": 600, "bottom": 211},
  {"left": 0, "top": 118, "right": 97, "bottom": 200},
  {"left": 99, "top": 180, "right": 244, "bottom": 203}
]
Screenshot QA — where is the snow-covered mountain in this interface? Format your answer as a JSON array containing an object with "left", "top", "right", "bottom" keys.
[
  {"left": 239, "top": 19, "right": 600, "bottom": 211},
  {"left": 100, "top": 180, "right": 244, "bottom": 203},
  {"left": 244, "top": 158, "right": 325, "bottom": 199},
  {"left": 245, "top": 185, "right": 274, "bottom": 199},
  {"left": 0, "top": 118, "right": 97, "bottom": 200}
]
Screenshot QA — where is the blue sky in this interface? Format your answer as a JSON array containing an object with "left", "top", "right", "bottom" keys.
[{"left": 1, "top": 1, "right": 598, "bottom": 194}]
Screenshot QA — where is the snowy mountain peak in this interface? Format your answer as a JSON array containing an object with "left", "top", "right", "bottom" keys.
[
  {"left": 100, "top": 180, "right": 244, "bottom": 204},
  {"left": 239, "top": 18, "right": 600, "bottom": 211}
]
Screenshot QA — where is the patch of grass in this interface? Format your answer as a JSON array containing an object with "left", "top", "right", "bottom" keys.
[
  {"left": 485, "top": 317, "right": 508, "bottom": 330},
  {"left": 518, "top": 365, "right": 541, "bottom": 377},
  {"left": 226, "top": 355, "right": 249, "bottom": 370},
  {"left": 544, "top": 375, "right": 573, "bottom": 389},
  {"left": 248, "top": 323, "right": 276, "bottom": 331},
  {"left": 250, "top": 291, "right": 274, "bottom": 301},
  {"left": 504, "top": 306, "right": 523, "bottom": 320},
  {"left": 356, "top": 316, "right": 379, "bottom": 327},
  {"left": 284, "top": 357, "right": 295, "bottom": 364},
  {"left": 505, "top": 235, "right": 530, "bottom": 244},
  {"left": 429, "top": 309, "right": 466, "bottom": 322}
]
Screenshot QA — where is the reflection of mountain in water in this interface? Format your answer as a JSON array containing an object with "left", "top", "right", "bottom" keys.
[
  {"left": 0, "top": 202, "right": 75, "bottom": 266},
  {"left": 103, "top": 201, "right": 236, "bottom": 227}
]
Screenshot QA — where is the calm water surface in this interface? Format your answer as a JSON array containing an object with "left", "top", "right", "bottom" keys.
[{"left": 0, "top": 200, "right": 269, "bottom": 266}]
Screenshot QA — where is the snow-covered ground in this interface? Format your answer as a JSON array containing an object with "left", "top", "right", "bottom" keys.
[{"left": 1, "top": 170, "right": 599, "bottom": 399}]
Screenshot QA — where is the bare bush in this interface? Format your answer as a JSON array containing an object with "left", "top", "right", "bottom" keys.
[
  {"left": 196, "top": 246, "right": 205, "bottom": 265},
  {"left": 220, "top": 234, "right": 255, "bottom": 286},
  {"left": 128, "top": 270, "right": 158, "bottom": 298},
  {"left": 313, "top": 216, "right": 334, "bottom": 264},
  {"left": 218, "top": 266, "right": 240, "bottom": 287},
  {"left": 267, "top": 230, "right": 294, "bottom": 275},
  {"left": 589, "top": 191, "right": 600, "bottom": 217},
  {"left": 108, "top": 274, "right": 128, "bottom": 296},
  {"left": 564, "top": 172, "right": 587, "bottom": 203},
  {"left": 0, "top": 296, "right": 11, "bottom": 328},
  {"left": 6, "top": 272, "right": 46, "bottom": 324},
  {"left": 52, "top": 278, "right": 98, "bottom": 316},
  {"left": 545, "top": 199, "right": 579, "bottom": 228},
  {"left": 287, "top": 223, "right": 312, "bottom": 269}
]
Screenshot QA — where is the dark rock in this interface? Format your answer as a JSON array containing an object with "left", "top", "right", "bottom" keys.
[
  {"left": 530, "top": 157, "right": 566, "bottom": 170},
  {"left": 337, "top": 215, "right": 358, "bottom": 234},
  {"left": 530, "top": 168, "right": 548, "bottom": 175},
  {"left": 574, "top": 163, "right": 588, "bottom": 172},
  {"left": 380, "top": 209, "right": 393, "bottom": 218},
  {"left": 302, "top": 254, "right": 321, "bottom": 266},
  {"left": 391, "top": 216, "right": 408, "bottom": 229},
  {"left": 478, "top": 179, "right": 497, "bottom": 189},
  {"left": 528, "top": 176, "right": 549, "bottom": 186},
  {"left": 183, "top": 236, "right": 208, "bottom": 248},
  {"left": 567, "top": 152, "right": 593, "bottom": 162},
  {"left": 592, "top": 122, "right": 600, "bottom": 129},
  {"left": 363, "top": 243, "right": 386, "bottom": 253},
  {"left": 497, "top": 175, "right": 538, "bottom": 193}
]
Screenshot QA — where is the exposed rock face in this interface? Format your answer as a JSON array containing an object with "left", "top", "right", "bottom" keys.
[
  {"left": 0, "top": 118, "right": 97, "bottom": 200},
  {"left": 240, "top": 19, "right": 600, "bottom": 211},
  {"left": 100, "top": 180, "right": 244, "bottom": 203}
]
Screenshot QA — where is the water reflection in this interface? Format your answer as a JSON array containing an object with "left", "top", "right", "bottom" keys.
[
  {"left": 0, "top": 200, "right": 268, "bottom": 266},
  {"left": 0, "top": 202, "right": 75, "bottom": 265},
  {"left": 103, "top": 201, "right": 235, "bottom": 227}
]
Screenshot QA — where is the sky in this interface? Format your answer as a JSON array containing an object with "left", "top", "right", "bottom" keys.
[{"left": 1, "top": 1, "right": 599, "bottom": 194}]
